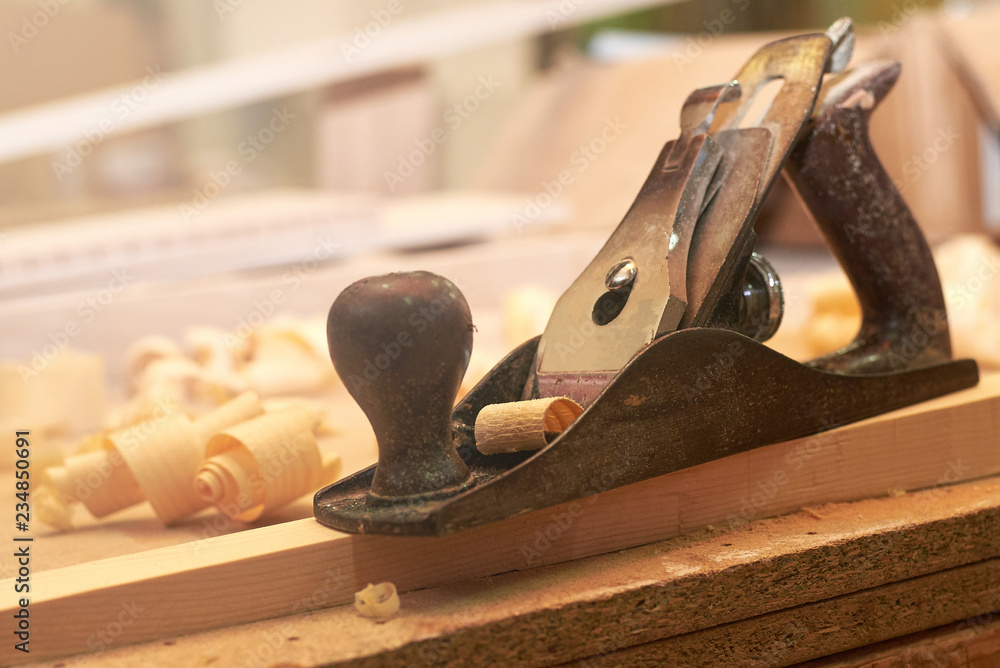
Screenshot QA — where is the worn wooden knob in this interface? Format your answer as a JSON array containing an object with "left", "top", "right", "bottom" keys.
[{"left": 327, "top": 271, "right": 474, "bottom": 499}]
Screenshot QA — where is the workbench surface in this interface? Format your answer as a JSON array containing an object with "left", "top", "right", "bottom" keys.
[{"left": 15, "top": 475, "right": 999, "bottom": 667}]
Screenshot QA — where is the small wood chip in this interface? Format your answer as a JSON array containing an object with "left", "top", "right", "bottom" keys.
[{"left": 354, "top": 582, "right": 400, "bottom": 621}]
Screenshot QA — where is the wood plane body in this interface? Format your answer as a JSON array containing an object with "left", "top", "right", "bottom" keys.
[{"left": 314, "top": 329, "right": 980, "bottom": 535}]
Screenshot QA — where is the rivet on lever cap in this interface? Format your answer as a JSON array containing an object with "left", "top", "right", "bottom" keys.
[{"left": 605, "top": 259, "right": 638, "bottom": 292}]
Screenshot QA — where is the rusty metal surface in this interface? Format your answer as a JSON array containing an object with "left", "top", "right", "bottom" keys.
[
  {"left": 531, "top": 25, "right": 843, "bottom": 407},
  {"left": 314, "top": 329, "right": 978, "bottom": 535},
  {"left": 326, "top": 271, "right": 474, "bottom": 500},
  {"left": 314, "top": 337, "right": 541, "bottom": 535},
  {"left": 784, "top": 61, "right": 953, "bottom": 373},
  {"left": 314, "top": 20, "right": 980, "bottom": 537}
]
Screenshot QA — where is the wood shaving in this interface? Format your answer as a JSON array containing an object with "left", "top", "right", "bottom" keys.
[
  {"left": 354, "top": 582, "right": 400, "bottom": 621},
  {"left": 196, "top": 406, "right": 340, "bottom": 522}
]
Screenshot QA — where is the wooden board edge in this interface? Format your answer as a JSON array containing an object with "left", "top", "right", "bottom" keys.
[{"left": 3, "top": 379, "right": 999, "bottom": 664}]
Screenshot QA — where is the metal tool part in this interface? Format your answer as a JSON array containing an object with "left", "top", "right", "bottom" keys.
[
  {"left": 530, "top": 22, "right": 853, "bottom": 407},
  {"left": 315, "top": 19, "right": 979, "bottom": 537},
  {"left": 326, "top": 272, "right": 474, "bottom": 501},
  {"left": 738, "top": 251, "right": 783, "bottom": 342},
  {"left": 784, "top": 60, "right": 952, "bottom": 374}
]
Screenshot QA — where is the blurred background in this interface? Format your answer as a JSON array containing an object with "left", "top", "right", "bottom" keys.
[
  {"left": 2, "top": 0, "right": 1000, "bottom": 380},
  {"left": 1, "top": 0, "right": 993, "bottom": 224}
]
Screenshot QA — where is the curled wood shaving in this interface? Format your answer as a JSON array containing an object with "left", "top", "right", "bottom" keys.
[
  {"left": 45, "top": 392, "right": 265, "bottom": 525},
  {"left": 124, "top": 336, "right": 185, "bottom": 393},
  {"left": 34, "top": 484, "right": 75, "bottom": 532},
  {"left": 354, "top": 582, "right": 400, "bottom": 621},
  {"left": 196, "top": 406, "right": 340, "bottom": 522}
]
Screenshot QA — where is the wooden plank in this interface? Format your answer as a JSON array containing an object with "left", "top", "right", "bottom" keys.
[
  {"left": 566, "top": 558, "right": 1000, "bottom": 667},
  {"left": 31, "top": 476, "right": 1000, "bottom": 667},
  {"left": 0, "top": 0, "right": 681, "bottom": 165},
  {"left": 801, "top": 616, "right": 1000, "bottom": 667},
  {"left": 4, "top": 376, "right": 1000, "bottom": 665}
]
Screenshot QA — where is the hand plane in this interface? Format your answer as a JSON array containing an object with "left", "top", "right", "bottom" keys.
[{"left": 314, "top": 19, "right": 979, "bottom": 536}]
